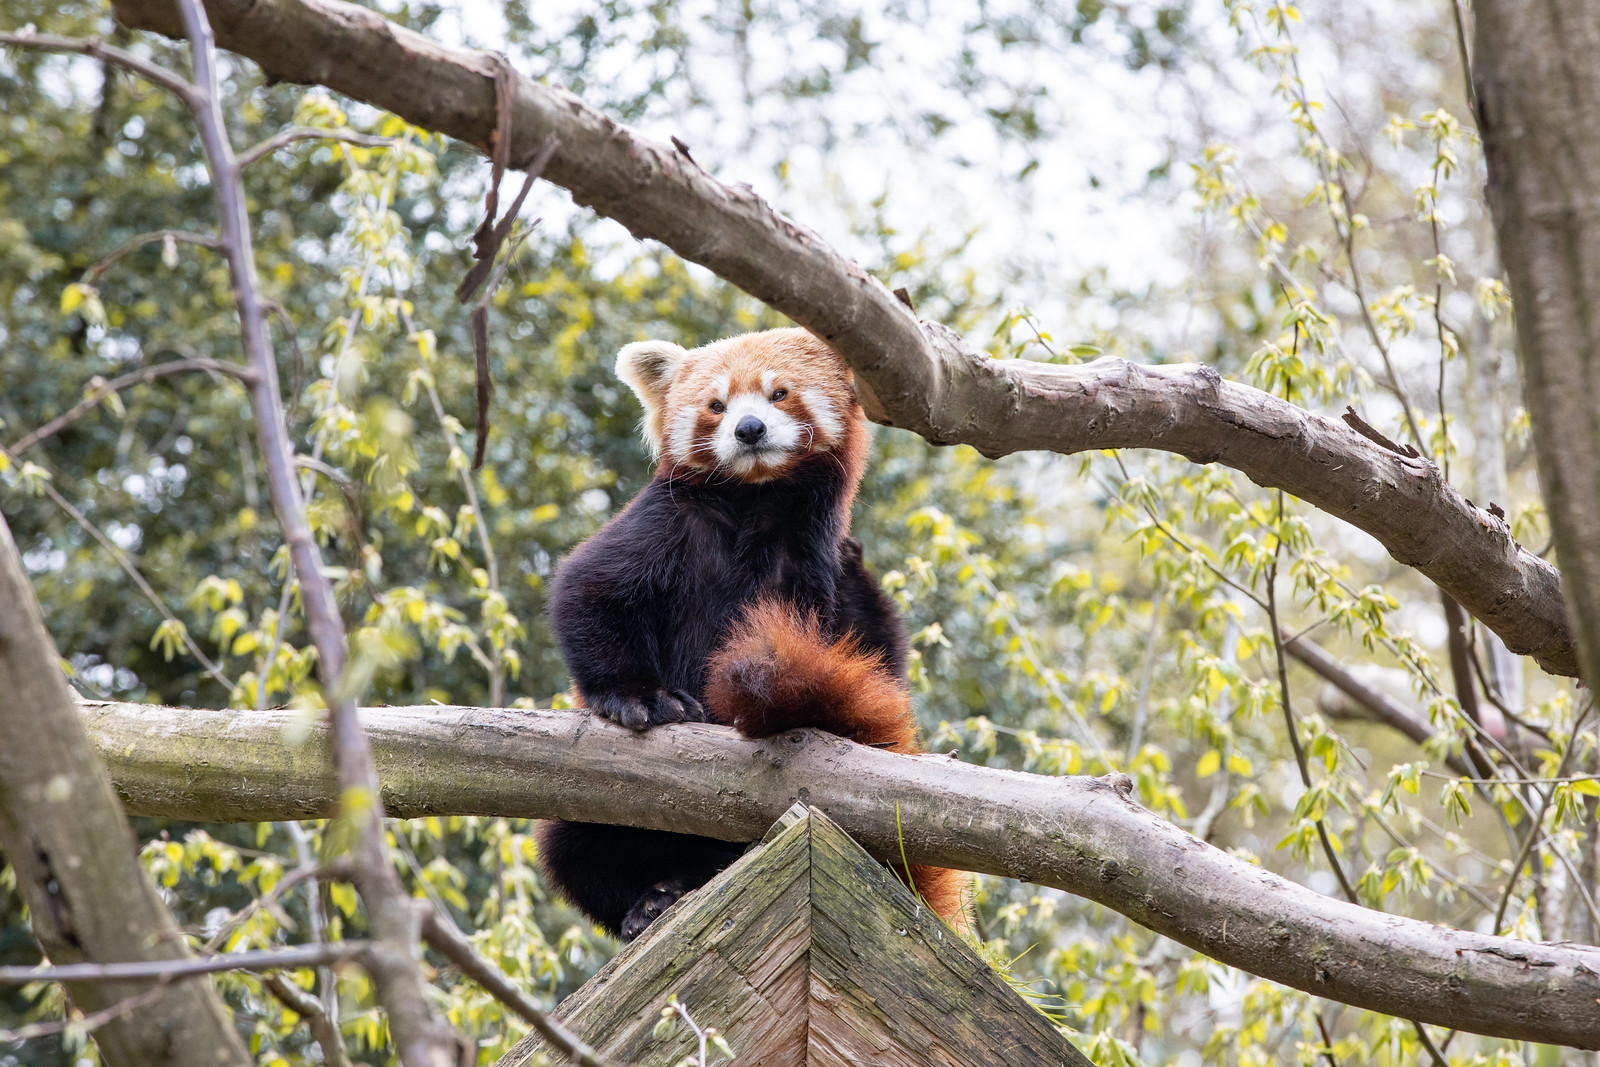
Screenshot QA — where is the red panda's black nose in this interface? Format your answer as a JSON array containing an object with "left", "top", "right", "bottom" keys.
[{"left": 734, "top": 416, "right": 767, "bottom": 445}]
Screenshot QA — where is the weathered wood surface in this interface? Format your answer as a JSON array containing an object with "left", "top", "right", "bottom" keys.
[{"left": 499, "top": 807, "right": 1090, "bottom": 1066}]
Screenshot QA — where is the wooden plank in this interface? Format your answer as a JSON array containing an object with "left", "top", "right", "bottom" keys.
[
  {"left": 500, "top": 808, "right": 1092, "bottom": 1067},
  {"left": 496, "top": 817, "right": 812, "bottom": 1067},
  {"left": 804, "top": 809, "right": 1093, "bottom": 1067}
]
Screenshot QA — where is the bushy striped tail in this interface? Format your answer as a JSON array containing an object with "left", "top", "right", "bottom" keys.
[
  {"left": 706, "top": 598, "right": 971, "bottom": 928},
  {"left": 705, "top": 598, "right": 917, "bottom": 749}
]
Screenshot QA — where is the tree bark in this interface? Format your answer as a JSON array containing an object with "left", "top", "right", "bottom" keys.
[
  {"left": 81, "top": 699, "right": 1600, "bottom": 1049},
  {"left": 1475, "top": 0, "right": 1600, "bottom": 686},
  {"left": 0, "top": 515, "right": 251, "bottom": 1066},
  {"left": 107, "top": 0, "right": 1580, "bottom": 679}
]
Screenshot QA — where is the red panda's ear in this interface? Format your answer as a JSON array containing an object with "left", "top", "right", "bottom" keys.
[{"left": 616, "top": 340, "right": 689, "bottom": 458}]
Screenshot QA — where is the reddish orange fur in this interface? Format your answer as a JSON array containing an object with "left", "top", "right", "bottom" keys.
[
  {"left": 706, "top": 598, "right": 971, "bottom": 927},
  {"left": 706, "top": 598, "right": 915, "bottom": 747}
]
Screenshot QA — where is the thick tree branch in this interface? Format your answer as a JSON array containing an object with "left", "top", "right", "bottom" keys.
[
  {"left": 108, "top": 0, "right": 1579, "bottom": 678},
  {"left": 0, "top": 515, "right": 250, "bottom": 1066},
  {"left": 83, "top": 700, "right": 1600, "bottom": 1049}
]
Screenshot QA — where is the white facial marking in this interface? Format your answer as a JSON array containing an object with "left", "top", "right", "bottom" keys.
[
  {"left": 711, "top": 389, "right": 802, "bottom": 470},
  {"left": 761, "top": 369, "right": 778, "bottom": 395},
  {"left": 666, "top": 404, "right": 701, "bottom": 464},
  {"left": 800, "top": 388, "right": 843, "bottom": 443},
  {"left": 711, "top": 374, "right": 730, "bottom": 402}
]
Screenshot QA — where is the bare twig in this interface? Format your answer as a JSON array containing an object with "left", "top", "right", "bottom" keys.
[
  {"left": 8, "top": 358, "right": 251, "bottom": 454},
  {"left": 457, "top": 135, "right": 557, "bottom": 469},
  {"left": 1492, "top": 702, "right": 1596, "bottom": 934},
  {"left": 236, "top": 125, "right": 393, "bottom": 169},
  {"left": 81, "top": 228, "right": 221, "bottom": 283},
  {"left": 1268, "top": 15, "right": 1427, "bottom": 452},
  {"left": 1426, "top": 143, "right": 1454, "bottom": 481},
  {"left": 262, "top": 972, "right": 353, "bottom": 1067},
  {"left": 262, "top": 300, "right": 307, "bottom": 419},
  {"left": 0, "top": 30, "right": 196, "bottom": 102},
  {"left": 1441, "top": 592, "right": 1497, "bottom": 770},
  {"left": 407, "top": 306, "right": 506, "bottom": 704},
  {"left": 0, "top": 943, "right": 368, "bottom": 984},
  {"left": 419, "top": 909, "right": 613, "bottom": 1067},
  {"left": 1265, "top": 491, "right": 1358, "bottom": 904},
  {"left": 116, "top": 1, "right": 468, "bottom": 1060},
  {"left": 0, "top": 444, "right": 234, "bottom": 690},
  {"left": 1314, "top": 1011, "right": 1340, "bottom": 1067},
  {"left": 0, "top": 985, "right": 169, "bottom": 1044},
  {"left": 1284, "top": 632, "right": 1474, "bottom": 777},
  {"left": 200, "top": 858, "right": 352, "bottom": 955},
  {"left": 1268, "top": 488, "right": 1445, "bottom": 1067}
]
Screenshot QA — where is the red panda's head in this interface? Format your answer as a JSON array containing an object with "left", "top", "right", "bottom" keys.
[{"left": 617, "top": 328, "right": 865, "bottom": 485}]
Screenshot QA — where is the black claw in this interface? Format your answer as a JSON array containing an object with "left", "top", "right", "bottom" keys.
[
  {"left": 591, "top": 691, "right": 652, "bottom": 730},
  {"left": 619, "top": 698, "right": 649, "bottom": 730},
  {"left": 671, "top": 689, "right": 707, "bottom": 722},
  {"left": 590, "top": 686, "right": 709, "bottom": 730},
  {"left": 650, "top": 689, "right": 687, "bottom": 724}
]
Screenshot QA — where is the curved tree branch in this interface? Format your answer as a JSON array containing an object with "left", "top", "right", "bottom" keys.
[
  {"left": 108, "top": 0, "right": 1579, "bottom": 678},
  {"left": 83, "top": 700, "right": 1600, "bottom": 1049}
]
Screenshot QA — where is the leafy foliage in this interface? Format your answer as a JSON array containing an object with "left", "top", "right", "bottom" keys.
[{"left": 1, "top": 1, "right": 1596, "bottom": 1066}]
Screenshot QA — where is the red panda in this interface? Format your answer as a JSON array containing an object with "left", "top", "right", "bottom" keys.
[{"left": 538, "top": 327, "right": 968, "bottom": 939}]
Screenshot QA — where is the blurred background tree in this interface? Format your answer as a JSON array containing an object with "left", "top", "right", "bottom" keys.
[{"left": 2, "top": 0, "right": 1592, "bottom": 1065}]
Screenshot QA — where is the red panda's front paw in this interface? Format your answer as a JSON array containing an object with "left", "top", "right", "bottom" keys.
[
  {"left": 589, "top": 686, "right": 704, "bottom": 730},
  {"left": 587, "top": 689, "right": 650, "bottom": 730},
  {"left": 658, "top": 688, "right": 708, "bottom": 724}
]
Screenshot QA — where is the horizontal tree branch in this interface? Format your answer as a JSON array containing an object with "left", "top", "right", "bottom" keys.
[
  {"left": 82, "top": 229, "right": 223, "bottom": 284},
  {"left": 0, "top": 985, "right": 171, "bottom": 1045},
  {"left": 108, "top": 0, "right": 1580, "bottom": 679},
  {"left": 0, "top": 28, "right": 198, "bottom": 102},
  {"left": 83, "top": 700, "right": 1600, "bottom": 1049}
]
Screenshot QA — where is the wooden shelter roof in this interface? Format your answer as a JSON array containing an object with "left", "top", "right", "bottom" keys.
[{"left": 497, "top": 805, "right": 1092, "bottom": 1066}]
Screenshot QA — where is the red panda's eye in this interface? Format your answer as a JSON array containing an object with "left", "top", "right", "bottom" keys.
[
  {"left": 710, "top": 400, "right": 725, "bottom": 414},
  {"left": 770, "top": 388, "right": 787, "bottom": 402}
]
